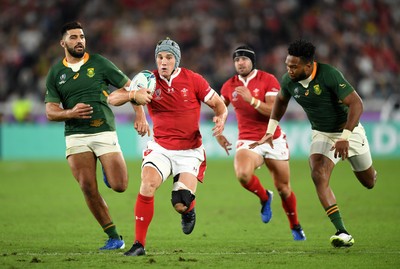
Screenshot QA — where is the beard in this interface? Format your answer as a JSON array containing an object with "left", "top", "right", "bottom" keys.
[
  {"left": 291, "top": 70, "right": 308, "bottom": 82},
  {"left": 66, "top": 45, "right": 85, "bottom": 58},
  {"left": 237, "top": 66, "right": 252, "bottom": 77}
]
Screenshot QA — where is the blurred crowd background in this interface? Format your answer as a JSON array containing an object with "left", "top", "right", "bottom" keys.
[{"left": 0, "top": 0, "right": 399, "bottom": 123}]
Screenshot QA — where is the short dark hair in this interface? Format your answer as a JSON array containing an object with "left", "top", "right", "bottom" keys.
[
  {"left": 61, "top": 21, "right": 83, "bottom": 37},
  {"left": 288, "top": 40, "right": 316, "bottom": 63}
]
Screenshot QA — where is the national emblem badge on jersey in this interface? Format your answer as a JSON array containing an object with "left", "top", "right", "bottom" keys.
[
  {"left": 87, "top": 68, "right": 95, "bottom": 78},
  {"left": 313, "top": 84, "right": 321, "bottom": 95}
]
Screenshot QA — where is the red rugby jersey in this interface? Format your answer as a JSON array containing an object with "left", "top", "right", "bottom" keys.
[
  {"left": 221, "top": 69, "right": 281, "bottom": 140},
  {"left": 148, "top": 68, "right": 215, "bottom": 150}
]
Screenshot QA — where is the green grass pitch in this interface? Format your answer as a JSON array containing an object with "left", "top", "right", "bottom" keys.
[{"left": 0, "top": 159, "right": 399, "bottom": 268}]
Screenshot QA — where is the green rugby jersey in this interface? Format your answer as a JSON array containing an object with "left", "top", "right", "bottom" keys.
[
  {"left": 45, "top": 53, "right": 129, "bottom": 136},
  {"left": 281, "top": 62, "right": 354, "bottom": 132}
]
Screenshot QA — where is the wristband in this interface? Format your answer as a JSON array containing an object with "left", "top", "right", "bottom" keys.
[
  {"left": 250, "top": 97, "right": 255, "bottom": 106},
  {"left": 254, "top": 100, "right": 261, "bottom": 109},
  {"left": 129, "top": 90, "right": 137, "bottom": 101},
  {"left": 340, "top": 129, "right": 352, "bottom": 140},
  {"left": 266, "top": 119, "right": 279, "bottom": 134}
]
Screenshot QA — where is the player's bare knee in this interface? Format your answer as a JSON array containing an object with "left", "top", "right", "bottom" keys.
[
  {"left": 79, "top": 181, "right": 98, "bottom": 197},
  {"left": 356, "top": 169, "right": 377, "bottom": 189},
  {"left": 140, "top": 178, "right": 160, "bottom": 193},
  {"left": 361, "top": 180, "right": 374, "bottom": 189},
  {"left": 236, "top": 172, "right": 252, "bottom": 184},
  {"left": 310, "top": 170, "right": 324, "bottom": 185},
  {"left": 365, "top": 183, "right": 374, "bottom": 189},
  {"left": 171, "top": 189, "right": 195, "bottom": 214},
  {"left": 364, "top": 173, "right": 377, "bottom": 190},
  {"left": 111, "top": 181, "right": 128, "bottom": 193},
  {"left": 276, "top": 185, "right": 291, "bottom": 198}
]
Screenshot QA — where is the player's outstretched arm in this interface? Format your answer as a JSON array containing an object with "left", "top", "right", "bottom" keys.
[
  {"left": 205, "top": 93, "right": 228, "bottom": 137},
  {"left": 248, "top": 133, "right": 274, "bottom": 149},
  {"left": 331, "top": 91, "right": 363, "bottom": 160},
  {"left": 132, "top": 104, "right": 150, "bottom": 137},
  {"left": 108, "top": 79, "right": 152, "bottom": 106},
  {"left": 249, "top": 91, "right": 290, "bottom": 149},
  {"left": 215, "top": 135, "right": 232, "bottom": 155},
  {"left": 107, "top": 88, "right": 130, "bottom": 106},
  {"left": 108, "top": 88, "right": 152, "bottom": 106}
]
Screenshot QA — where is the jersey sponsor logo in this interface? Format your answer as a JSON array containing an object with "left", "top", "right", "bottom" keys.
[
  {"left": 305, "top": 89, "right": 309, "bottom": 96},
  {"left": 89, "top": 119, "right": 104, "bottom": 127},
  {"left": 73, "top": 73, "right": 79, "bottom": 80},
  {"left": 313, "top": 84, "right": 322, "bottom": 95},
  {"left": 87, "top": 68, "right": 95, "bottom": 78},
  {"left": 59, "top": 74, "right": 66, "bottom": 85}
]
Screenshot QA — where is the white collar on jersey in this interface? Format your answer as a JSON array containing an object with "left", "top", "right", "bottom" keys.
[
  {"left": 68, "top": 59, "right": 84, "bottom": 72},
  {"left": 238, "top": 69, "right": 258, "bottom": 87},
  {"left": 159, "top": 67, "right": 181, "bottom": 87},
  {"left": 298, "top": 62, "right": 317, "bottom": 88},
  {"left": 298, "top": 73, "right": 313, "bottom": 88}
]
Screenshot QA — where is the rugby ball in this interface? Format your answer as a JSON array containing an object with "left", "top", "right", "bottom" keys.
[{"left": 129, "top": 70, "right": 156, "bottom": 95}]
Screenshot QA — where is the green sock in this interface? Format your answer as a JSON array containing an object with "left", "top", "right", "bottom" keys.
[
  {"left": 102, "top": 222, "right": 119, "bottom": 239},
  {"left": 325, "top": 204, "right": 348, "bottom": 233}
]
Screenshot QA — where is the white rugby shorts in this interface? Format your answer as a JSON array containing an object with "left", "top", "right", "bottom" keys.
[
  {"left": 142, "top": 140, "right": 206, "bottom": 182},
  {"left": 65, "top": 131, "right": 121, "bottom": 158},
  {"left": 236, "top": 132, "right": 290, "bottom": 160},
  {"left": 310, "top": 123, "right": 372, "bottom": 171}
]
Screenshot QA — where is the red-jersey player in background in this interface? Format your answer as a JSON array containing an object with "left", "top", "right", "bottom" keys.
[
  {"left": 108, "top": 37, "right": 227, "bottom": 256},
  {"left": 216, "top": 45, "right": 306, "bottom": 241}
]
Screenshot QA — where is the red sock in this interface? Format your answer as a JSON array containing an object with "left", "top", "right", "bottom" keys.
[
  {"left": 241, "top": 175, "right": 269, "bottom": 202},
  {"left": 281, "top": 192, "right": 299, "bottom": 229},
  {"left": 185, "top": 199, "right": 196, "bottom": 213},
  {"left": 134, "top": 194, "right": 154, "bottom": 246}
]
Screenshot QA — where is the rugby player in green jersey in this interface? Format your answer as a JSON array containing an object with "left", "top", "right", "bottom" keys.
[
  {"left": 45, "top": 21, "right": 152, "bottom": 250},
  {"left": 250, "top": 40, "right": 377, "bottom": 248}
]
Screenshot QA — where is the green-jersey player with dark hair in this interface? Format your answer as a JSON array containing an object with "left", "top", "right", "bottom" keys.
[
  {"left": 45, "top": 21, "right": 152, "bottom": 250},
  {"left": 251, "top": 39, "right": 377, "bottom": 248}
]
